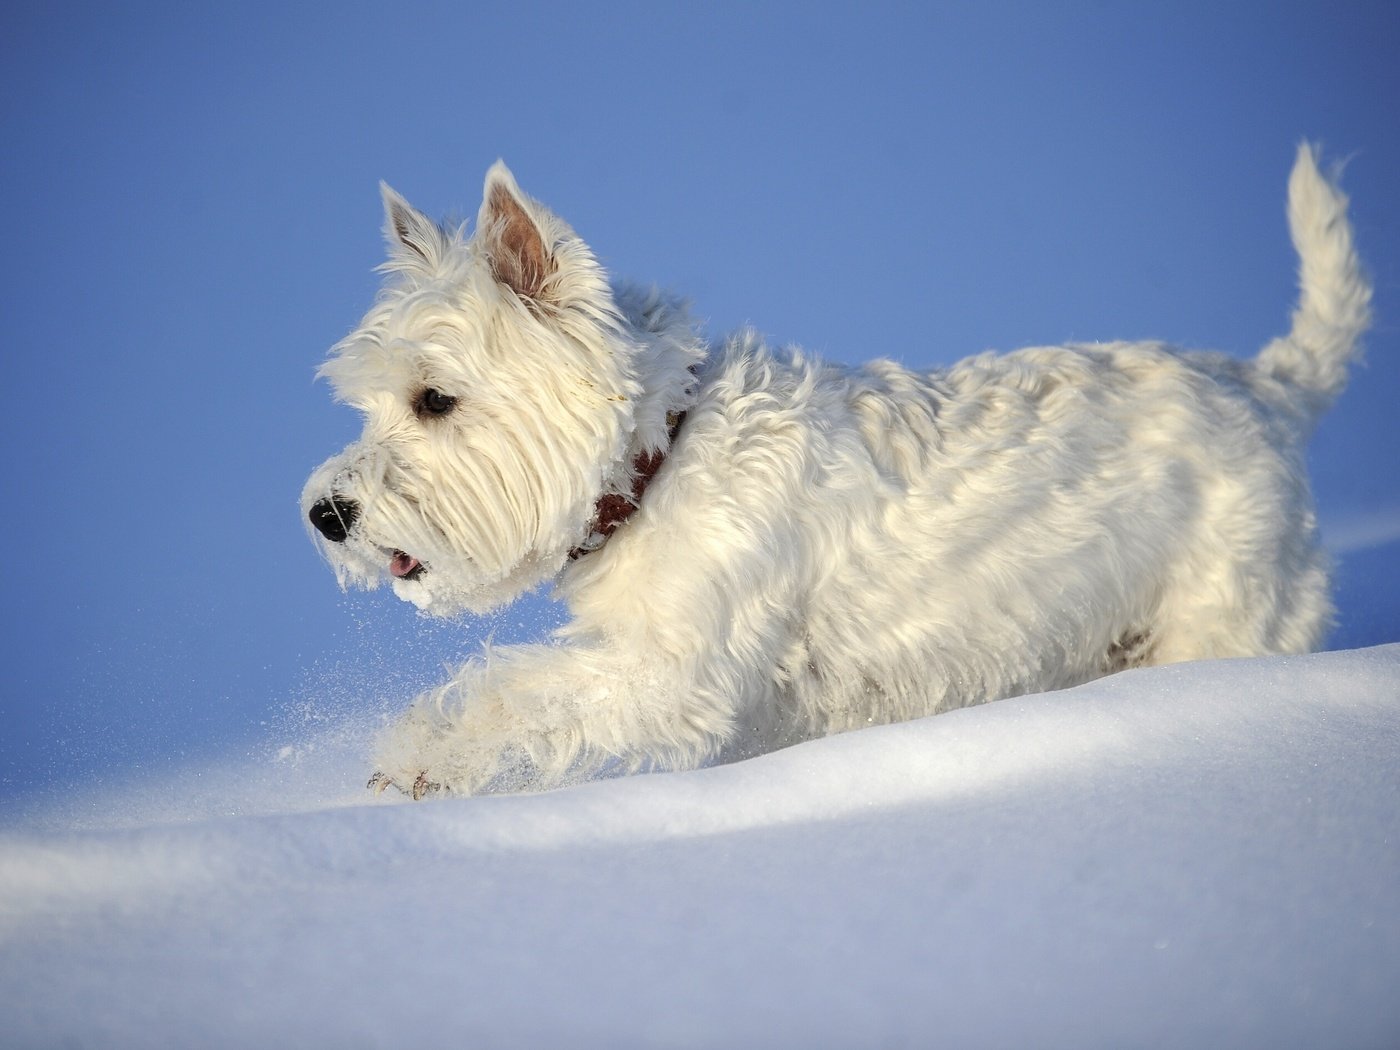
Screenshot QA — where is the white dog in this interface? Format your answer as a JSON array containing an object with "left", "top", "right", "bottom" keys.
[{"left": 303, "top": 145, "right": 1369, "bottom": 798}]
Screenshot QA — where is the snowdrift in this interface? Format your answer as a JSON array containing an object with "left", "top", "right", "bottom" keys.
[{"left": 3, "top": 645, "right": 1399, "bottom": 1048}]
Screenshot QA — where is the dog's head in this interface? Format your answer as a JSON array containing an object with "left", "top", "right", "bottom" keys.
[{"left": 301, "top": 163, "right": 696, "bottom": 616}]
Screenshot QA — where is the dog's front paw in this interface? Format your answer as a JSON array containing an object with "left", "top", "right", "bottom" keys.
[
  {"left": 367, "top": 770, "right": 447, "bottom": 801},
  {"left": 369, "top": 686, "right": 517, "bottom": 798}
]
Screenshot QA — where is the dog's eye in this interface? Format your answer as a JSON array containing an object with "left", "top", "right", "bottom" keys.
[{"left": 417, "top": 388, "right": 458, "bottom": 417}]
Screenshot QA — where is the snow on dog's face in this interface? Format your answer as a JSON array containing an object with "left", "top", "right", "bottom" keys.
[{"left": 301, "top": 163, "right": 642, "bottom": 616}]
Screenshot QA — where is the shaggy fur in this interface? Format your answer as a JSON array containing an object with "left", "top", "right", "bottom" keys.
[{"left": 302, "top": 146, "right": 1370, "bottom": 796}]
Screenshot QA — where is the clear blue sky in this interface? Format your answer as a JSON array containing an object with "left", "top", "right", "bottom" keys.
[{"left": 3, "top": 1, "right": 1398, "bottom": 793}]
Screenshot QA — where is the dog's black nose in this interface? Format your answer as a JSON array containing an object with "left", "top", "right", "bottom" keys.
[{"left": 309, "top": 495, "right": 358, "bottom": 543}]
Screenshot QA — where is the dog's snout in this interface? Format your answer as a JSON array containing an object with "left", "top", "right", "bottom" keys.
[{"left": 309, "top": 495, "right": 359, "bottom": 543}]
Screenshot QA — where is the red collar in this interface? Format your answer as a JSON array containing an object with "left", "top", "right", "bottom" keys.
[{"left": 568, "top": 411, "right": 686, "bottom": 560}]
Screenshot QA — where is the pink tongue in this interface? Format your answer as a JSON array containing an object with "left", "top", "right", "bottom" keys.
[{"left": 390, "top": 552, "right": 421, "bottom": 578}]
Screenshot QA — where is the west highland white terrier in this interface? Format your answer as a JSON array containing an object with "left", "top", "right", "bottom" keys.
[{"left": 303, "top": 145, "right": 1369, "bottom": 798}]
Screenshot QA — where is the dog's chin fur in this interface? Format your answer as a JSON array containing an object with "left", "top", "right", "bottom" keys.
[{"left": 303, "top": 145, "right": 1371, "bottom": 797}]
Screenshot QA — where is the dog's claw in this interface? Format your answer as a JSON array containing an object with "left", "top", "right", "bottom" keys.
[
  {"left": 367, "top": 770, "right": 443, "bottom": 800},
  {"left": 411, "top": 772, "right": 442, "bottom": 800}
]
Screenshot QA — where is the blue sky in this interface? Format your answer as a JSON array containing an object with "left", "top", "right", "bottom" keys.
[{"left": 2, "top": 1, "right": 1398, "bottom": 793}]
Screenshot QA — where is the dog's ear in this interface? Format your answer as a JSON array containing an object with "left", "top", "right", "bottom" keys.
[
  {"left": 380, "top": 183, "right": 447, "bottom": 270},
  {"left": 477, "top": 161, "right": 554, "bottom": 302}
]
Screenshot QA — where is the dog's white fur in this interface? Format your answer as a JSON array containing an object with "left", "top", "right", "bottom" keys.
[{"left": 302, "top": 146, "right": 1370, "bottom": 796}]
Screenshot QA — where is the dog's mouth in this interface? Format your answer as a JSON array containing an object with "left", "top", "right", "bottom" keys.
[{"left": 390, "top": 551, "right": 426, "bottom": 581}]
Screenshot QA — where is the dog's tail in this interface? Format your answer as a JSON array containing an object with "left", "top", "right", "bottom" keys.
[{"left": 1256, "top": 143, "right": 1371, "bottom": 424}]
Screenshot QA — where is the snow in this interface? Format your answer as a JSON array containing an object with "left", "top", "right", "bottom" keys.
[{"left": 3, "top": 645, "right": 1398, "bottom": 1048}]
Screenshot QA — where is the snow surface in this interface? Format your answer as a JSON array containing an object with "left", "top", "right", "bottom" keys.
[{"left": 3, "top": 645, "right": 1399, "bottom": 1048}]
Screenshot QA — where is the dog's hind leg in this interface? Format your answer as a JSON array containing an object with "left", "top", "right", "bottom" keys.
[{"left": 1141, "top": 521, "right": 1334, "bottom": 667}]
